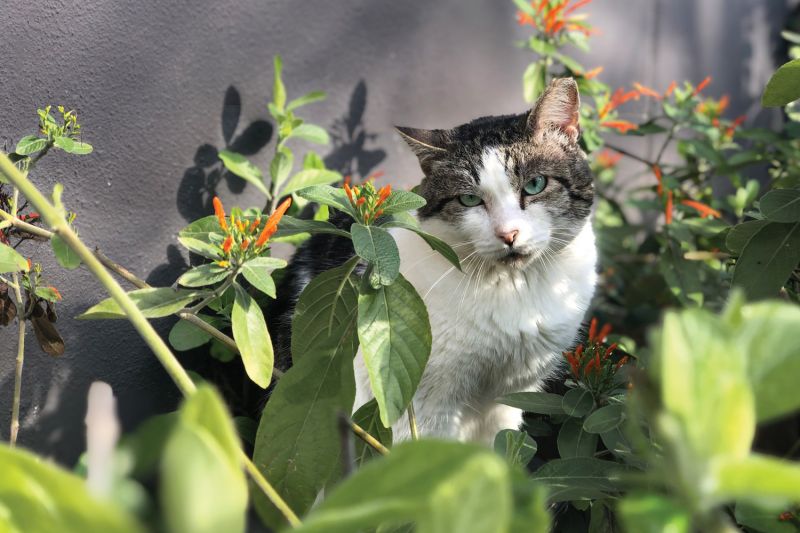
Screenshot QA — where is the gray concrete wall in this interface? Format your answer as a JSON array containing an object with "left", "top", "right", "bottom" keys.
[{"left": 0, "top": 0, "right": 793, "bottom": 464}]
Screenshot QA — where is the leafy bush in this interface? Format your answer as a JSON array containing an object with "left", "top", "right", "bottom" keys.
[{"left": 1, "top": 2, "right": 799, "bottom": 532}]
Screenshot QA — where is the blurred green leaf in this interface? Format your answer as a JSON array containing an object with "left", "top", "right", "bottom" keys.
[
  {"left": 533, "top": 458, "right": 627, "bottom": 502},
  {"left": 494, "top": 429, "right": 537, "bottom": 467},
  {"left": 726, "top": 220, "right": 771, "bottom": 254},
  {"left": 231, "top": 283, "right": 273, "bottom": 388},
  {"left": 498, "top": 392, "right": 565, "bottom": 415},
  {"left": 287, "top": 124, "right": 330, "bottom": 145},
  {"left": 760, "top": 188, "right": 800, "bottom": 222},
  {"left": 732, "top": 221, "right": 800, "bottom": 299},
  {"left": 715, "top": 454, "right": 800, "bottom": 503},
  {"left": 735, "top": 501, "right": 798, "bottom": 533},
  {"left": 287, "top": 90, "right": 326, "bottom": 112},
  {"left": 0, "top": 242, "right": 30, "bottom": 273},
  {"left": 523, "top": 62, "right": 547, "bottom": 103},
  {"left": 78, "top": 288, "right": 203, "bottom": 319},
  {"left": 617, "top": 494, "right": 690, "bottom": 533},
  {"left": 763, "top": 58, "right": 800, "bottom": 107}
]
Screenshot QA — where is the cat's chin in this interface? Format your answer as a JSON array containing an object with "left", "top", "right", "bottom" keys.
[{"left": 494, "top": 250, "right": 534, "bottom": 269}]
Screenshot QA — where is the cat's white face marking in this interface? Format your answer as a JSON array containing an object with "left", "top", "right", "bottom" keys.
[{"left": 459, "top": 148, "right": 551, "bottom": 265}]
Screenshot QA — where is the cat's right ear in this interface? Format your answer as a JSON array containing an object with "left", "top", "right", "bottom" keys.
[
  {"left": 395, "top": 126, "right": 449, "bottom": 172},
  {"left": 527, "top": 78, "right": 581, "bottom": 143}
]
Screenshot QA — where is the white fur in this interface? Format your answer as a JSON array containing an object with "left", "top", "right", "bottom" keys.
[{"left": 354, "top": 149, "right": 597, "bottom": 444}]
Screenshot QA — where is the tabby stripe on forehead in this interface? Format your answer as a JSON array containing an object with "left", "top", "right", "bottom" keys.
[{"left": 549, "top": 175, "right": 593, "bottom": 203}]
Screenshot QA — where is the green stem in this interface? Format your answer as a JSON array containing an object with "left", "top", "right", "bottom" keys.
[
  {"left": 0, "top": 152, "right": 301, "bottom": 527},
  {"left": 9, "top": 188, "right": 26, "bottom": 447},
  {"left": 407, "top": 403, "right": 419, "bottom": 441},
  {"left": 184, "top": 272, "right": 237, "bottom": 315}
]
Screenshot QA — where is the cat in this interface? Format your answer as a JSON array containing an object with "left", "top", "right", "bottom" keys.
[{"left": 269, "top": 78, "right": 597, "bottom": 444}]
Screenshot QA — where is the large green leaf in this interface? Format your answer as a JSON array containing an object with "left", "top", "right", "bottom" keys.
[
  {"left": 353, "top": 398, "right": 393, "bottom": 466},
  {"left": 583, "top": 404, "right": 626, "bottom": 434},
  {"left": 77, "top": 288, "right": 204, "bottom": 319},
  {"left": 287, "top": 124, "right": 330, "bottom": 145},
  {"left": 561, "top": 388, "right": 594, "bottom": 418},
  {"left": 168, "top": 315, "right": 219, "bottom": 351},
  {"left": 497, "top": 392, "right": 565, "bottom": 415},
  {"left": 374, "top": 190, "right": 427, "bottom": 216},
  {"left": 282, "top": 169, "right": 342, "bottom": 196},
  {"left": 731, "top": 222, "right": 800, "bottom": 299},
  {"left": 351, "top": 223, "right": 400, "bottom": 287},
  {"left": 231, "top": 283, "right": 273, "bottom": 388},
  {"left": 760, "top": 188, "right": 800, "bottom": 222},
  {"left": 14, "top": 135, "right": 49, "bottom": 155},
  {"left": 762, "top": 58, "right": 800, "bottom": 107},
  {"left": 161, "top": 387, "right": 247, "bottom": 533},
  {"left": 218, "top": 149, "right": 269, "bottom": 197},
  {"left": 177, "top": 263, "right": 229, "bottom": 287},
  {"left": 0, "top": 242, "right": 29, "bottom": 273},
  {"left": 178, "top": 216, "right": 224, "bottom": 259},
  {"left": 241, "top": 257, "right": 286, "bottom": 298},
  {"left": 380, "top": 217, "right": 461, "bottom": 271},
  {"left": 357, "top": 274, "right": 431, "bottom": 427},
  {"left": 726, "top": 220, "right": 771, "bottom": 253},
  {"left": 297, "top": 185, "right": 356, "bottom": 217},
  {"left": 532, "top": 458, "right": 627, "bottom": 502},
  {"left": 0, "top": 445, "right": 143, "bottom": 533},
  {"left": 557, "top": 418, "right": 598, "bottom": 458},
  {"left": 715, "top": 454, "right": 800, "bottom": 502},
  {"left": 293, "top": 441, "right": 512, "bottom": 533},
  {"left": 51, "top": 233, "right": 82, "bottom": 269},
  {"left": 272, "top": 215, "right": 351, "bottom": 240},
  {"left": 253, "top": 262, "right": 359, "bottom": 528}
]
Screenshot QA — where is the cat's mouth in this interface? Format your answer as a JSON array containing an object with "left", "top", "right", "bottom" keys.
[{"left": 495, "top": 249, "right": 533, "bottom": 267}]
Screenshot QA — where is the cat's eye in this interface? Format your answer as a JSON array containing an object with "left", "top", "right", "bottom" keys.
[
  {"left": 458, "top": 194, "right": 483, "bottom": 207},
  {"left": 523, "top": 175, "right": 548, "bottom": 196}
]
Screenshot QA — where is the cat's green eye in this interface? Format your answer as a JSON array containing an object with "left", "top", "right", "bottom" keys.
[
  {"left": 458, "top": 194, "right": 483, "bottom": 207},
  {"left": 523, "top": 175, "right": 548, "bottom": 196}
]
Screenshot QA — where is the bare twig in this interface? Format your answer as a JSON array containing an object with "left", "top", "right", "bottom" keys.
[{"left": 9, "top": 188, "right": 26, "bottom": 447}]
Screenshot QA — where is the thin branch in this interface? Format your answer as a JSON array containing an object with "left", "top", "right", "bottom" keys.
[
  {"left": 603, "top": 144, "right": 656, "bottom": 167},
  {"left": 9, "top": 188, "right": 26, "bottom": 447},
  {"left": 407, "top": 403, "right": 419, "bottom": 441},
  {"left": 349, "top": 418, "right": 390, "bottom": 456}
]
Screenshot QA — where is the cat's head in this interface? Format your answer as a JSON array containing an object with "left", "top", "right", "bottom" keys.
[{"left": 397, "top": 78, "right": 593, "bottom": 270}]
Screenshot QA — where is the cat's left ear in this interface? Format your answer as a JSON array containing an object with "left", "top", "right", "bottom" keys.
[{"left": 527, "top": 78, "right": 581, "bottom": 143}]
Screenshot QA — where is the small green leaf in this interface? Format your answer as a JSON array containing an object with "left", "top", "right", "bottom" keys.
[
  {"left": 168, "top": 315, "right": 218, "bottom": 351},
  {"left": 273, "top": 55, "right": 286, "bottom": 111},
  {"left": 272, "top": 215, "right": 351, "bottom": 240},
  {"left": 287, "top": 90, "right": 327, "bottom": 112},
  {"left": 557, "top": 418, "right": 598, "bottom": 458},
  {"left": 231, "top": 283, "right": 273, "bottom": 388},
  {"left": 297, "top": 185, "right": 356, "bottom": 217},
  {"left": 15, "top": 135, "right": 49, "bottom": 155},
  {"left": 375, "top": 191, "right": 427, "bottom": 216},
  {"left": 732, "top": 221, "right": 800, "bottom": 299},
  {"left": 497, "top": 392, "right": 565, "bottom": 415},
  {"left": 177, "top": 263, "right": 229, "bottom": 287},
  {"left": 51, "top": 234, "right": 82, "bottom": 269},
  {"left": 53, "top": 136, "right": 93, "bottom": 154},
  {"left": 523, "top": 62, "right": 547, "bottom": 103},
  {"left": 0, "top": 242, "right": 30, "bottom": 273},
  {"left": 358, "top": 274, "right": 431, "bottom": 427},
  {"left": 218, "top": 150, "right": 269, "bottom": 197},
  {"left": 760, "top": 188, "right": 800, "bottom": 222},
  {"left": 241, "top": 257, "right": 287, "bottom": 298},
  {"left": 561, "top": 388, "right": 594, "bottom": 417},
  {"left": 178, "top": 216, "right": 225, "bottom": 259},
  {"left": 351, "top": 223, "right": 400, "bottom": 287},
  {"left": 494, "top": 429, "right": 537, "bottom": 467},
  {"left": 288, "top": 124, "right": 329, "bottom": 145},
  {"left": 78, "top": 288, "right": 203, "bottom": 319},
  {"left": 353, "top": 399, "right": 393, "bottom": 466},
  {"left": 269, "top": 147, "right": 294, "bottom": 192},
  {"left": 715, "top": 454, "right": 800, "bottom": 502},
  {"left": 282, "top": 169, "right": 342, "bottom": 196},
  {"left": 583, "top": 404, "right": 626, "bottom": 434},
  {"left": 762, "top": 58, "right": 800, "bottom": 107}
]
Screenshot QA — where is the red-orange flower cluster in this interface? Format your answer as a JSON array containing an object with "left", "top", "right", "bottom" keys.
[
  {"left": 595, "top": 149, "right": 622, "bottom": 169},
  {"left": 344, "top": 180, "right": 392, "bottom": 224},
  {"left": 516, "top": 0, "right": 594, "bottom": 36},
  {"left": 563, "top": 318, "right": 628, "bottom": 384},
  {"left": 211, "top": 196, "right": 291, "bottom": 261}
]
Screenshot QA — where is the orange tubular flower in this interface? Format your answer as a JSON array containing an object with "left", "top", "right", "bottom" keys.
[
  {"left": 664, "top": 81, "right": 677, "bottom": 97},
  {"left": 693, "top": 76, "right": 712, "bottom": 96},
  {"left": 236, "top": 219, "right": 246, "bottom": 233},
  {"left": 222, "top": 235, "right": 234, "bottom": 255},
  {"left": 596, "top": 149, "right": 621, "bottom": 169},
  {"left": 213, "top": 196, "right": 228, "bottom": 231},
  {"left": 356, "top": 197, "right": 366, "bottom": 206},
  {"left": 602, "top": 120, "right": 638, "bottom": 133},
  {"left": 584, "top": 66, "right": 604, "bottom": 80},
  {"left": 614, "top": 356, "right": 629, "bottom": 370},
  {"left": 241, "top": 239, "right": 250, "bottom": 251},
  {"left": 588, "top": 318, "right": 598, "bottom": 342},
  {"left": 516, "top": 11, "right": 535, "bottom": 26},
  {"left": 634, "top": 82, "right": 662, "bottom": 100},
  {"left": 255, "top": 197, "right": 292, "bottom": 248},
  {"left": 344, "top": 182, "right": 354, "bottom": 203},
  {"left": 665, "top": 191, "right": 674, "bottom": 225},
  {"left": 248, "top": 216, "right": 262, "bottom": 233},
  {"left": 48, "top": 286, "right": 62, "bottom": 300},
  {"left": 377, "top": 185, "right": 392, "bottom": 205},
  {"left": 597, "top": 323, "right": 612, "bottom": 343},
  {"left": 574, "top": 344, "right": 584, "bottom": 359},
  {"left": 603, "top": 343, "right": 618, "bottom": 360},
  {"left": 564, "top": 0, "right": 593, "bottom": 17},
  {"left": 653, "top": 165, "right": 663, "bottom": 196},
  {"left": 681, "top": 199, "right": 721, "bottom": 219}
]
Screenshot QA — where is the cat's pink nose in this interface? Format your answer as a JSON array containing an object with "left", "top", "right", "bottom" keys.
[{"left": 497, "top": 229, "right": 519, "bottom": 245}]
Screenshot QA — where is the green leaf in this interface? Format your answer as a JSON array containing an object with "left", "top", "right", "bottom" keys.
[
  {"left": 78, "top": 288, "right": 203, "bottom": 319},
  {"left": 272, "top": 214, "right": 351, "bottom": 240},
  {"left": 351, "top": 223, "right": 400, "bottom": 287},
  {"left": 50, "top": 233, "right": 82, "bottom": 269},
  {"left": 168, "top": 315, "right": 218, "bottom": 351},
  {"left": 374, "top": 190, "right": 427, "bottom": 216},
  {"left": 732, "top": 222, "right": 800, "bottom": 299},
  {"left": 287, "top": 90, "right": 327, "bottom": 112},
  {"left": 297, "top": 185, "right": 356, "bottom": 217},
  {"left": 177, "top": 263, "right": 229, "bottom": 287},
  {"left": 715, "top": 454, "right": 800, "bottom": 503},
  {"left": 282, "top": 169, "right": 342, "bottom": 196},
  {"left": 53, "top": 136, "right": 93, "bottom": 154},
  {"left": 241, "top": 257, "right": 286, "bottom": 298},
  {"left": 726, "top": 220, "right": 771, "bottom": 253},
  {"left": 273, "top": 55, "right": 286, "bottom": 111},
  {"left": 293, "top": 441, "right": 512, "bottom": 533},
  {"left": 269, "top": 146, "right": 294, "bottom": 192},
  {"left": 561, "top": 388, "right": 594, "bottom": 417},
  {"left": 512, "top": 0, "right": 536, "bottom": 15},
  {"left": 0, "top": 242, "right": 30, "bottom": 273},
  {"left": 218, "top": 149, "right": 269, "bottom": 197},
  {"left": 532, "top": 458, "right": 627, "bottom": 502},
  {"left": 381, "top": 219, "right": 461, "bottom": 271},
  {"left": 617, "top": 494, "right": 690, "bottom": 533},
  {"left": 231, "top": 283, "right": 273, "bottom": 388},
  {"left": 497, "top": 392, "right": 565, "bottom": 415},
  {"left": 253, "top": 262, "right": 359, "bottom": 528},
  {"left": 178, "top": 216, "right": 225, "bottom": 259},
  {"left": 557, "top": 418, "right": 598, "bottom": 458},
  {"left": 353, "top": 399, "right": 393, "bottom": 466},
  {"left": 762, "top": 58, "right": 800, "bottom": 107},
  {"left": 760, "top": 188, "right": 800, "bottom": 222},
  {"left": 358, "top": 274, "right": 432, "bottom": 427},
  {"left": 509, "top": 475, "right": 551, "bottom": 533},
  {"left": 0, "top": 444, "right": 144, "bottom": 532},
  {"left": 583, "top": 404, "right": 626, "bottom": 434},
  {"left": 162, "top": 387, "right": 247, "bottom": 533},
  {"left": 523, "top": 62, "right": 547, "bottom": 104},
  {"left": 735, "top": 501, "right": 798, "bottom": 533},
  {"left": 15, "top": 135, "right": 49, "bottom": 155},
  {"left": 287, "top": 124, "right": 330, "bottom": 145},
  {"left": 494, "top": 429, "right": 537, "bottom": 467}
]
